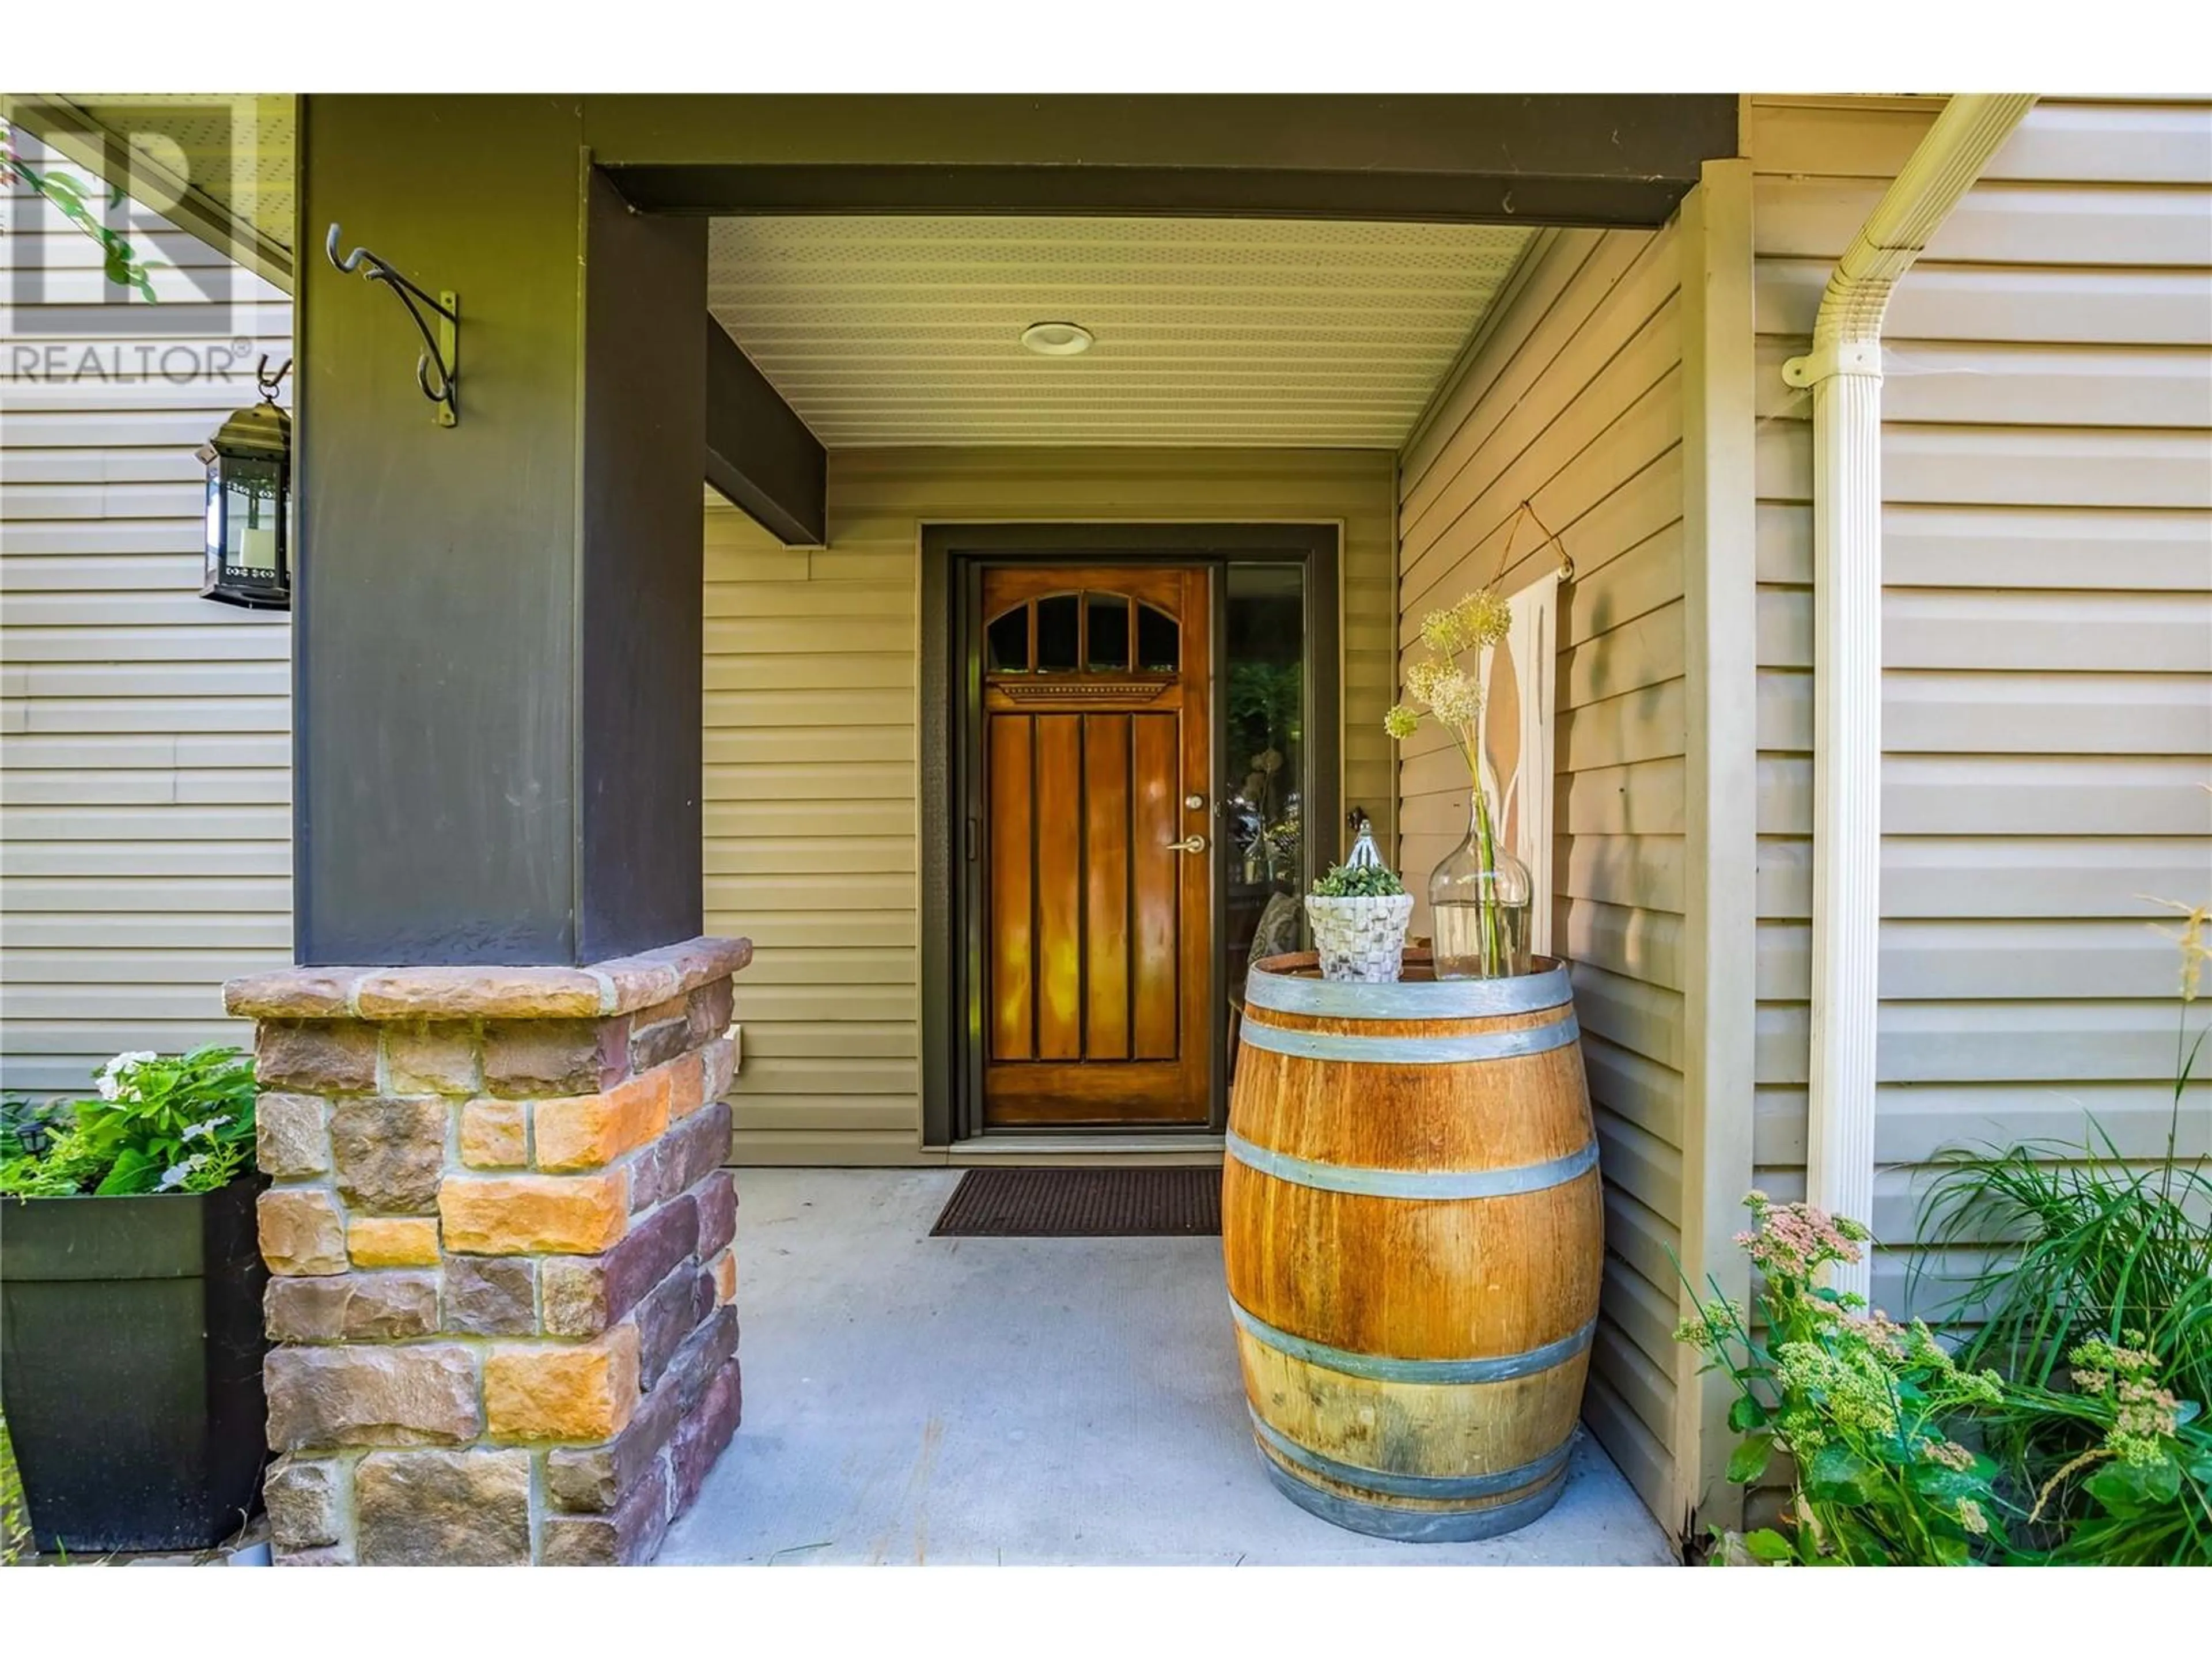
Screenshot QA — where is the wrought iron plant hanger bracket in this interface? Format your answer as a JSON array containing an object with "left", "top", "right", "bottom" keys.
[{"left": 325, "top": 223, "right": 460, "bottom": 426}]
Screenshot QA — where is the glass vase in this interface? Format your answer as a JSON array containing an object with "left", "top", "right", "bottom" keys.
[{"left": 1427, "top": 767, "right": 1532, "bottom": 980}]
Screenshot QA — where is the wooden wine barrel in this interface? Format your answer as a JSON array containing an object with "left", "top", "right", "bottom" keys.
[{"left": 1222, "top": 950, "right": 1603, "bottom": 1542}]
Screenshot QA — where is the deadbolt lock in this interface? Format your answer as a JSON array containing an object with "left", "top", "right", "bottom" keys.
[{"left": 1184, "top": 793, "right": 1206, "bottom": 811}]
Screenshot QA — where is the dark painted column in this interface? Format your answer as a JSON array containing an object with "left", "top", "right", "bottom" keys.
[{"left": 295, "top": 96, "right": 705, "bottom": 965}]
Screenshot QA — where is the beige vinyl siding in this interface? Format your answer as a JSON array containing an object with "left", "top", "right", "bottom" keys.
[
  {"left": 1395, "top": 222, "right": 1687, "bottom": 1519},
  {"left": 706, "top": 446, "right": 1398, "bottom": 1165},
  {"left": 1747, "top": 95, "right": 2212, "bottom": 1314},
  {"left": 1, "top": 138, "right": 293, "bottom": 1095}
]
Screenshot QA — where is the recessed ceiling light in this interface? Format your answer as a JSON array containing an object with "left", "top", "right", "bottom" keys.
[{"left": 1020, "top": 321, "right": 1094, "bottom": 357}]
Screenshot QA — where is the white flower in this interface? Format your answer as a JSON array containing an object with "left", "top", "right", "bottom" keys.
[
  {"left": 157, "top": 1152, "right": 210, "bottom": 1191},
  {"left": 181, "top": 1116, "right": 226, "bottom": 1142},
  {"left": 97, "top": 1050, "right": 157, "bottom": 1101}
]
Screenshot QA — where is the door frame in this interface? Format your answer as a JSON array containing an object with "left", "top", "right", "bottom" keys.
[{"left": 919, "top": 522, "right": 1342, "bottom": 1150}]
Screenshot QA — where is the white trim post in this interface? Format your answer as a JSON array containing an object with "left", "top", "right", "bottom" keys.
[{"left": 1677, "top": 156, "right": 1759, "bottom": 1537}]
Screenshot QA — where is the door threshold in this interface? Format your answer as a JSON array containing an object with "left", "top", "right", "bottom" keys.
[{"left": 942, "top": 1133, "right": 1225, "bottom": 1168}]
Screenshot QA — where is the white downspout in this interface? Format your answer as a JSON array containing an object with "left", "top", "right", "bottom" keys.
[{"left": 1786, "top": 93, "right": 2035, "bottom": 1302}]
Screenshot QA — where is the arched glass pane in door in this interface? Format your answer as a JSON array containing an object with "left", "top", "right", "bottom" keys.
[
  {"left": 1084, "top": 594, "right": 1130, "bottom": 672},
  {"left": 986, "top": 607, "right": 1030, "bottom": 673},
  {"left": 1137, "top": 602, "right": 1180, "bottom": 673},
  {"left": 1035, "top": 593, "right": 1080, "bottom": 672}
]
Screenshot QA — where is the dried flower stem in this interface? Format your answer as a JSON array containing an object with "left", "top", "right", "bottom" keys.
[{"left": 2030, "top": 1448, "right": 2113, "bottom": 1525}]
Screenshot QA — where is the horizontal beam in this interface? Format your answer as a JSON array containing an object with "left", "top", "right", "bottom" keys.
[
  {"left": 616, "top": 165, "right": 1693, "bottom": 228},
  {"left": 704, "top": 319, "right": 827, "bottom": 548},
  {"left": 586, "top": 94, "right": 1734, "bottom": 177},
  {"left": 594, "top": 94, "right": 1737, "bottom": 227}
]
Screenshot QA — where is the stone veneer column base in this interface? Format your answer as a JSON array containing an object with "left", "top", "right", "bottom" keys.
[{"left": 226, "top": 936, "right": 750, "bottom": 1565}]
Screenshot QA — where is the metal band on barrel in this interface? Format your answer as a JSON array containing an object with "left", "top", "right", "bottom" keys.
[
  {"left": 1246, "top": 1408, "right": 1574, "bottom": 1501},
  {"left": 1228, "top": 1301, "right": 1597, "bottom": 1385},
  {"left": 1236, "top": 1012, "right": 1580, "bottom": 1066},
  {"left": 1244, "top": 959, "right": 1572, "bottom": 1020},
  {"left": 1256, "top": 1452, "right": 1571, "bottom": 1543},
  {"left": 1226, "top": 1130, "right": 1597, "bottom": 1201}
]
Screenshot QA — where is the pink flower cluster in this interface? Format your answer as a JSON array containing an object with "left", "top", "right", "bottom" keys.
[
  {"left": 1920, "top": 1438, "right": 1976, "bottom": 1473},
  {"left": 1733, "top": 1192, "right": 1870, "bottom": 1282},
  {"left": 1850, "top": 1308, "right": 1910, "bottom": 1361}
]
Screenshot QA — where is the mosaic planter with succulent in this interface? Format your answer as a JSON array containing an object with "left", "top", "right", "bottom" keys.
[{"left": 1306, "top": 820, "right": 1414, "bottom": 983}]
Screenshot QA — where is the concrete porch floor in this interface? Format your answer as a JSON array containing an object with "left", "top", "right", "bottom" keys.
[{"left": 657, "top": 1169, "right": 1677, "bottom": 1566}]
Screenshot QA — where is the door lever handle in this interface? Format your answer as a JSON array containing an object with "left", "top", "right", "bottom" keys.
[{"left": 1166, "top": 835, "right": 1209, "bottom": 855}]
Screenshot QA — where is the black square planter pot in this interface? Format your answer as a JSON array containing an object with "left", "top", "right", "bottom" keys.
[{"left": 0, "top": 1176, "right": 268, "bottom": 1552}]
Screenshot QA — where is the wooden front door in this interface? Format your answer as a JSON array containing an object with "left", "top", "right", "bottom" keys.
[{"left": 979, "top": 566, "right": 1213, "bottom": 1127}]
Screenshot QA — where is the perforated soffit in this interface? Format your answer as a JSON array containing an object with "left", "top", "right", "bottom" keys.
[{"left": 708, "top": 217, "right": 1536, "bottom": 450}]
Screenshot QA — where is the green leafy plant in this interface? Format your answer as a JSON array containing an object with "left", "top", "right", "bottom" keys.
[
  {"left": 1228, "top": 661, "right": 1301, "bottom": 752},
  {"left": 0, "top": 1047, "right": 256, "bottom": 1199},
  {"left": 1310, "top": 862, "right": 1406, "bottom": 899},
  {"left": 1676, "top": 1193, "right": 2009, "bottom": 1565}
]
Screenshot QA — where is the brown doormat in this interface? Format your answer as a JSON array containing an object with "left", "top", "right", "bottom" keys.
[{"left": 930, "top": 1168, "right": 1221, "bottom": 1237}]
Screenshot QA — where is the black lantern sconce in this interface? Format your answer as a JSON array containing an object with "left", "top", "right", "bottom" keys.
[{"left": 198, "top": 355, "right": 292, "bottom": 611}]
